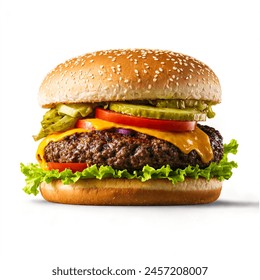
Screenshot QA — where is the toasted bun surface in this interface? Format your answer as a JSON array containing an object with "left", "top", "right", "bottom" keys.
[
  {"left": 39, "top": 49, "right": 221, "bottom": 108},
  {"left": 40, "top": 178, "right": 222, "bottom": 205}
]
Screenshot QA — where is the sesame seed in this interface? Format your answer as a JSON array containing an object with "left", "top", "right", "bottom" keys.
[
  {"left": 124, "top": 79, "right": 129, "bottom": 83},
  {"left": 159, "top": 67, "right": 163, "bottom": 72},
  {"left": 90, "top": 59, "right": 94, "bottom": 63},
  {"left": 148, "top": 84, "right": 152, "bottom": 89}
]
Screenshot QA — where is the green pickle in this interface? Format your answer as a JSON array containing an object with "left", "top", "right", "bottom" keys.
[
  {"left": 56, "top": 104, "right": 92, "bottom": 118},
  {"left": 33, "top": 104, "right": 93, "bottom": 141},
  {"left": 109, "top": 103, "right": 207, "bottom": 121},
  {"left": 154, "top": 99, "right": 215, "bottom": 118}
]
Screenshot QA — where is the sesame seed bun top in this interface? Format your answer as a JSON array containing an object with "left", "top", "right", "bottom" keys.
[{"left": 39, "top": 49, "right": 221, "bottom": 108}]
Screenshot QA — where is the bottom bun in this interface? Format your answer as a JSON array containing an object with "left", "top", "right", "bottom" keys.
[{"left": 40, "top": 178, "right": 222, "bottom": 205}]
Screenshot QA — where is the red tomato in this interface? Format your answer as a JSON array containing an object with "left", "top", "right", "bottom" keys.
[
  {"left": 94, "top": 108, "right": 196, "bottom": 131},
  {"left": 76, "top": 119, "right": 95, "bottom": 130},
  {"left": 47, "top": 162, "right": 88, "bottom": 172}
]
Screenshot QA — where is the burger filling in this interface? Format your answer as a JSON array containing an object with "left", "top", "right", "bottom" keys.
[
  {"left": 44, "top": 124, "right": 223, "bottom": 172},
  {"left": 33, "top": 101, "right": 215, "bottom": 141},
  {"left": 21, "top": 101, "right": 238, "bottom": 196}
]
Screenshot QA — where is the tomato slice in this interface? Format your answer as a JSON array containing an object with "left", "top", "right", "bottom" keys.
[
  {"left": 47, "top": 162, "right": 88, "bottom": 172},
  {"left": 76, "top": 119, "right": 95, "bottom": 130},
  {"left": 94, "top": 108, "right": 196, "bottom": 131}
]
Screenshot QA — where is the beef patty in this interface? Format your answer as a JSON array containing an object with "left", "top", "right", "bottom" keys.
[{"left": 44, "top": 124, "right": 223, "bottom": 171}]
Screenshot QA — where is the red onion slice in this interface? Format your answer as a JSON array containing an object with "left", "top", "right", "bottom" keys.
[{"left": 116, "top": 128, "right": 134, "bottom": 135}]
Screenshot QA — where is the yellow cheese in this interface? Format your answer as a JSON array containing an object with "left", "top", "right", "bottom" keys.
[{"left": 36, "top": 118, "right": 213, "bottom": 169}]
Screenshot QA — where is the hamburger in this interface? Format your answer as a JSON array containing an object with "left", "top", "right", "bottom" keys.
[{"left": 21, "top": 49, "right": 238, "bottom": 205}]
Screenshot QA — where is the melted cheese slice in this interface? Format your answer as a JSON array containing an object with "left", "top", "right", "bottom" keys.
[{"left": 36, "top": 118, "right": 213, "bottom": 169}]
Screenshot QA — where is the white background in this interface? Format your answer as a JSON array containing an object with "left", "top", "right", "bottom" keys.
[{"left": 0, "top": 0, "right": 259, "bottom": 279}]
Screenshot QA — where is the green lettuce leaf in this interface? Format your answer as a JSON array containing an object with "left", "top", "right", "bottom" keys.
[{"left": 21, "top": 139, "right": 238, "bottom": 195}]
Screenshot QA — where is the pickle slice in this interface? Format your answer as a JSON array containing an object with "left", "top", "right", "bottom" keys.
[
  {"left": 33, "top": 104, "right": 94, "bottom": 141},
  {"left": 154, "top": 99, "right": 215, "bottom": 118},
  {"left": 33, "top": 108, "right": 77, "bottom": 141},
  {"left": 109, "top": 103, "right": 206, "bottom": 121},
  {"left": 56, "top": 104, "right": 92, "bottom": 118},
  {"left": 33, "top": 113, "right": 77, "bottom": 141}
]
